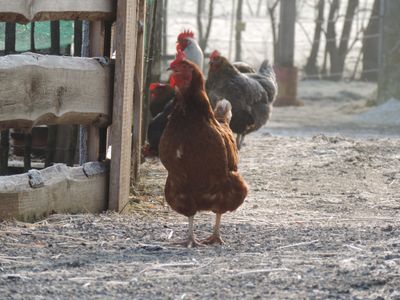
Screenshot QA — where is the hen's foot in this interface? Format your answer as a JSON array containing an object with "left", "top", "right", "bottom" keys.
[
  {"left": 201, "top": 234, "right": 225, "bottom": 245},
  {"left": 172, "top": 238, "right": 204, "bottom": 248}
]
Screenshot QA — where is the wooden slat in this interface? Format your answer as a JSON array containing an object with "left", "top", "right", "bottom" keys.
[
  {"left": 0, "top": 53, "right": 112, "bottom": 129},
  {"left": 87, "top": 21, "right": 106, "bottom": 162},
  {"left": 0, "top": 23, "right": 16, "bottom": 175},
  {"left": 109, "top": 0, "right": 140, "bottom": 211},
  {"left": 131, "top": 0, "right": 145, "bottom": 183},
  {"left": 0, "top": 0, "right": 115, "bottom": 24},
  {"left": 0, "top": 162, "right": 108, "bottom": 221}
]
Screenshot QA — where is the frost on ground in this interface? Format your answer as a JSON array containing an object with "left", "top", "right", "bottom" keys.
[
  {"left": 1, "top": 81, "right": 400, "bottom": 299},
  {"left": 354, "top": 98, "right": 400, "bottom": 126}
]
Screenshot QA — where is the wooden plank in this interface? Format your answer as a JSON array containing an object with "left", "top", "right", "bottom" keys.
[
  {"left": 0, "top": 53, "right": 112, "bottom": 129},
  {"left": 0, "top": 0, "right": 115, "bottom": 24},
  {"left": 109, "top": 0, "right": 139, "bottom": 211},
  {"left": 0, "top": 162, "right": 108, "bottom": 221},
  {"left": 87, "top": 21, "right": 106, "bottom": 162},
  {"left": 131, "top": 0, "right": 145, "bottom": 183},
  {"left": 0, "top": 23, "right": 16, "bottom": 175}
]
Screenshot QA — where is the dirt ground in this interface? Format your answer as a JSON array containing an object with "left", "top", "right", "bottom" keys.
[{"left": 1, "top": 81, "right": 400, "bottom": 299}]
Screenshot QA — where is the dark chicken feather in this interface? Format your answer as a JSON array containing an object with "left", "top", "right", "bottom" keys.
[
  {"left": 206, "top": 52, "right": 277, "bottom": 149},
  {"left": 144, "top": 100, "right": 174, "bottom": 157},
  {"left": 149, "top": 83, "right": 175, "bottom": 118}
]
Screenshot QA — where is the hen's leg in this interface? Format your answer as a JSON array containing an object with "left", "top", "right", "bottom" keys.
[
  {"left": 239, "top": 135, "right": 245, "bottom": 148},
  {"left": 236, "top": 134, "right": 242, "bottom": 150},
  {"left": 173, "top": 216, "right": 203, "bottom": 248},
  {"left": 236, "top": 134, "right": 245, "bottom": 150},
  {"left": 202, "top": 213, "right": 224, "bottom": 245},
  {"left": 186, "top": 216, "right": 203, "bottom": 247}
]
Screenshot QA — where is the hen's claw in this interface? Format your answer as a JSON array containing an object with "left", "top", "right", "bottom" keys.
[
  {"left": 186, "top": 238, "right": 205, "bottom": 248},
  {"left": 172, "top": 238, "right": 204, "bottom": 248},
  {"left": 201, "top": 234, "right": 225, "bottom": 245}
]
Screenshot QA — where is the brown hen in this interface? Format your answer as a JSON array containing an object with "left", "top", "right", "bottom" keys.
[{"left": 159, "top": 52, "right": 248, "bottom": 247}]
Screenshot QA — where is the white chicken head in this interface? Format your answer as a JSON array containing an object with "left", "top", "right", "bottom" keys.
[{"left": 176, "top": 30, "right": 204, "bottom": 71}]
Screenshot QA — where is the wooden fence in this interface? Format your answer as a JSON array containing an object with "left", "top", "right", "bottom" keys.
[{"left": 0, "top": 0, "right": 145, "bottom": 220}]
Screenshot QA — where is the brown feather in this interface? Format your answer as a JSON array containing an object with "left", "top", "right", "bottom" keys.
[{"left": 159, "top": 60, "right": 248, "bottom": 217}]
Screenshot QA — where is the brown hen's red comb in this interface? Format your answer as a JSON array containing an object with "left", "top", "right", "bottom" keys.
[
  {"left": 170, "top": 50, "right": 186, "bottom": 69},
  {"left": 210, "top": 50, "right": 221, "bottom": 60},
  {"left": 177, "top": 29, "right": 194, "bottom": 41},
  {"left": 149, "top": 83, "right": 162, "bottom": 91}
]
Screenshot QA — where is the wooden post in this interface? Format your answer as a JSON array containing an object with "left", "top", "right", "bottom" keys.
[
  {"left": 30, "top": 22, "right": 36, "bottom": 51},
  {"left": 109, "top": 0, "right": 141, "bottom": 211},
  {"left": 74, "top": 20, "right": 83, "bottom": 57},
  {"left": 274, "top": 0, "right": 300, "bottom": 106},
  {"left": 50, "top": 21, "right": 60, "bottom": 54},
  {"left": 86, "top": 21, "right": 104, "bottom": 162},
  {"left": 161, "top": 0, "right": 168, "bottom": 60},
  {"left": 141, "top": 0, "right": 158, "bottom": 146},
  {"left": 45, "top": 21, "right": 61, "bottom": 168},
  {"left": 77, "top": 21, "right": 108, "bottom": 163},
  {"left": 79, "top": 21, "right": 90, "bottom": 165},
  {"left": 23, "top": 132, "right": 32, "bottom": 172},
  {"left": 0, "top": 23, "right": 16, "bottom": 175},
  {"left": 131, "top": 0, "right": 145, "bottom": 183}
]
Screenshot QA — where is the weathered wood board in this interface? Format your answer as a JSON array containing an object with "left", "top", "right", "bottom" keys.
[
  {"left": 109, "top": 0, "right": 141, "bottom": 211},
  {"left": 0, "top": 0, "right": 115, "bottom": 23},
  {"left": 0, "top": 162, "right": 108, "bottom": 221},
  {"left": 0, "top": 53, "right": 112, "bottom": 129}
]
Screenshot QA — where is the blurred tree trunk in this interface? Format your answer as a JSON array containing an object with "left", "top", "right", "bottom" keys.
[
  {"left": 196, "top": 0, "right": 214, "bottom": 51},
  {"left": 325, "top": 0, "right": 340, "bottom": 79},
  {"left": 235, "top": 0, "right": 244, "bottom": 61},
  {"left": 256, "top": 0, "right": 262, "bottom": 17},
  {"left": 378, "top": 0, "right": 400, "bottom": 102},
  {"left": 276, "top": 0, "right": 296, "bottom": 67},
  {"left": 361, "top": 0, "right": 379, "bottom": 81},
  {"left": 267, "top": 0, "right": 280, "bottom": 64},
  {"left": 326, "top": 0, "right": 359, "bottom": 80},
  {"left": 304, "top": 0, "right": 325, "bottom": 78},
  {"left": 246, "top": 0, "right": 254, "bottom": 16}
]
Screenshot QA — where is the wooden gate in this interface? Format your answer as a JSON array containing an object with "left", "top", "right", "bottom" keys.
[{"left": 0, "top": 0, "right": 145, "bottom": 220}]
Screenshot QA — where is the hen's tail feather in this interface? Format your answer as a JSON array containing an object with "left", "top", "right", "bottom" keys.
[
  {"left": 256, "top": 59, "right": 277, "bottom": 105},
  {"left": 220, "top": 172, "right": 248, "bottom": 212},
  {"left": 258, "top": 59, "right": 275, "bottom": 78},
  {"left": 214, "top": 99, "right": 232, "bottom": 124}
]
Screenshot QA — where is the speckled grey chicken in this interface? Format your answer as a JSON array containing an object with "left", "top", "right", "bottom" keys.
[{"left": 206, "top": 51, "right": 277, "bottom": 149}]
